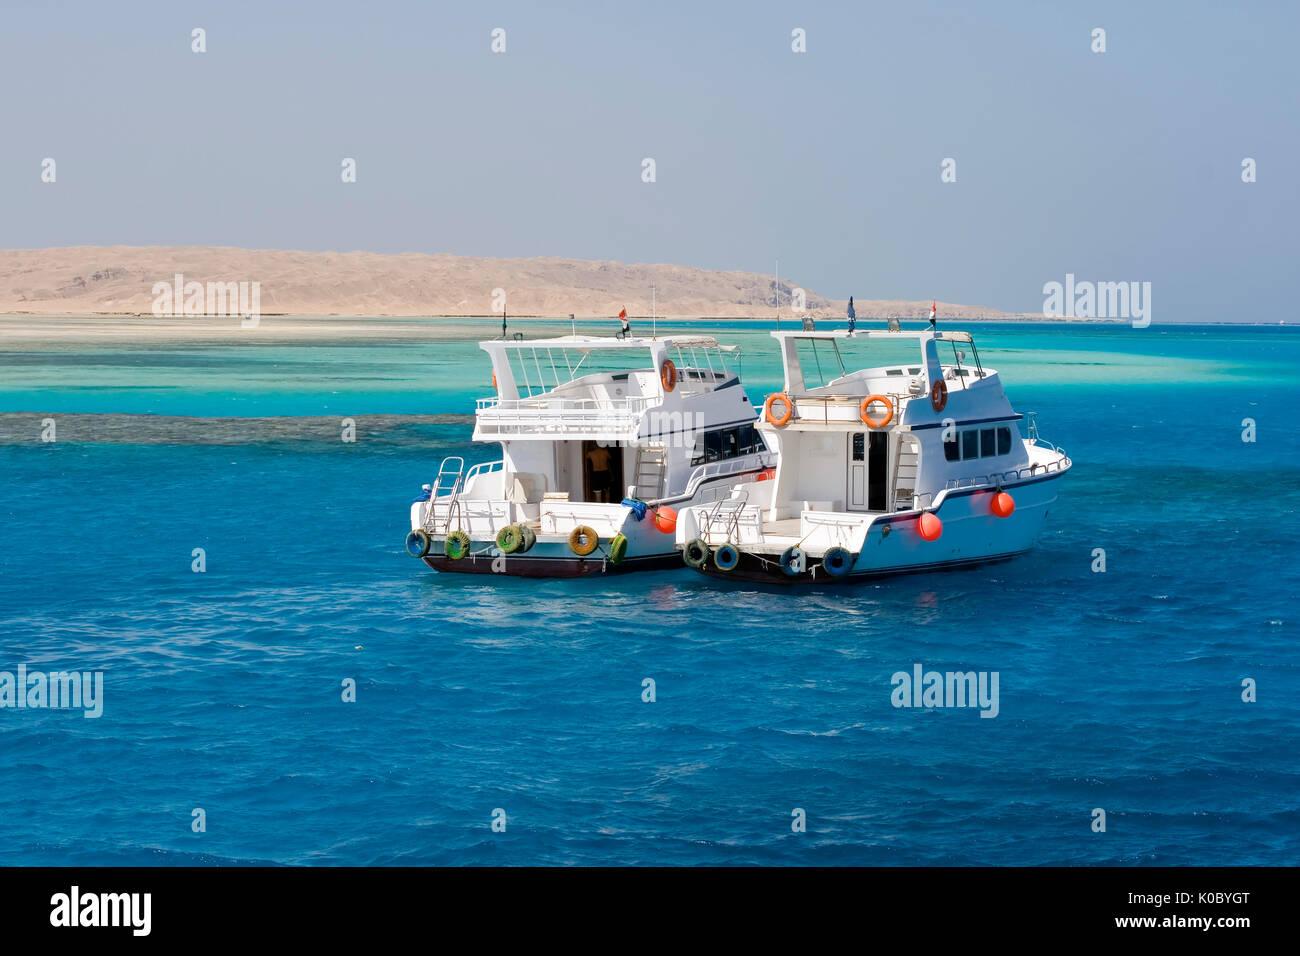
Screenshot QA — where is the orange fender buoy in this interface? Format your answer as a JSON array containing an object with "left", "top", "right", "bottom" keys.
[
  {"left": 918, "top": 512, "right": 943, "bottom": 541},
  {"left": 653, "top": 506, "right": 677, "bottom": 534},
  {"left": 764, "top": 393, "right": 794, "bottom": 427},
  {"left": 660, "top": 359, "right": 677, "bottom": 392},
  {"left": 859, "top": 395, "right": 894, "bottom": 428},
  {"left": 991, "top": 492, "right": 1015, "bottom": 518}
]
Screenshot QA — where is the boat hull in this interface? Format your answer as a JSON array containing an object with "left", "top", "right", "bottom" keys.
[
  {"left": 684, "top": 470, "right": 1065, "bottom": 585},
  {"left": 688, "top": 546, "right": 1029, "bottom": 584},
  {"left": 422, "top": 549, "right": 680, "bottom": 578},
  {"left": 411, "top": 468, "right": 771, "bottom": 579}
]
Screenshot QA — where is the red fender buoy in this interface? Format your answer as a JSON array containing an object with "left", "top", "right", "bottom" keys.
[
  {"left": 653, "top": 506, "right": 677, "bottom": 534},
  {"left": 918, "top": 512, "right": 943, "bottom": 541},
  {"left": 990, "top": 492, "right": 1015, "bottom": 518}
]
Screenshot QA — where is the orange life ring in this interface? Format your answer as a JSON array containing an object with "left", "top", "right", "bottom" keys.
[
  {"left": 660, "top": 359, "right": 677, "bottom": 392},
  {"left": 859, "top": 395, "right": 893, "bottom": 428},
  {"left": 764, "top": 392, "right": 794, "bottom": 427},
  {"left": 931, "top": 378, "right": 947, "bottom": 412},
  {"left": 492, "top": 371, "right": 497, "bottom": 390}
]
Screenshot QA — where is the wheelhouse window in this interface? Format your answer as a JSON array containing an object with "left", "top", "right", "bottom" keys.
[
  {"left": 693, "top": 425, "right": 768, "bottom": 466},
  {"left": 979, "top": 428, "right": 996, "bottom": 458},
  {"left": 947, "top": 424, "right": 1016, "bottom": 462}
]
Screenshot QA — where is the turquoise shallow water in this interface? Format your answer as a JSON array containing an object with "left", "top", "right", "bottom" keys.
[
  {"left": 2, "top": 319, "right": 1294, "bottom": 416},
  {"left": 0, "top": 320, "right": 1297, "bottom": 865}
]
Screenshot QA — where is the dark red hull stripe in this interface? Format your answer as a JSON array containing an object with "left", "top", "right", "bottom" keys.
[
  {"left": 422, "top": 552, "right": 682, "bottom": 578},
  {"left": 692, "top": 549, "right": 1031, "bottom": 585}
]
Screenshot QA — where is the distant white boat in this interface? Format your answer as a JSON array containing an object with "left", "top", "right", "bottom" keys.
[
  {"left": 674, "top": 324, "right": 1070, "bottom": 582},
  {"left": 406, "top": 333, "right": 773, "bottom": 577}
]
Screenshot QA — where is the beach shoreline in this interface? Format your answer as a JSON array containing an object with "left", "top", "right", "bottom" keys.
[{"left": 0, "top": 312, "right": 1128, "bottom": 345}]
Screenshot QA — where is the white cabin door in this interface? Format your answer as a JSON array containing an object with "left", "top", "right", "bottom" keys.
[{"left": 848, "top": 432, "right": 868, "bottom": 510}]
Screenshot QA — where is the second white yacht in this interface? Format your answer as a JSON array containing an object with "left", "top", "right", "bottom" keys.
[
  {"left": 406, "top": 333, "right": 774, "bottom": 576},
  {"left": 674, "top": 322, "right": 1070, "bottom": 583}
]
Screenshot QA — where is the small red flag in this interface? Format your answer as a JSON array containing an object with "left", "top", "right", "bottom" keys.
[
  {"left": 618, "top": 307, "right": 627, "bottom": 319},
  {"left": 930, "top": 301, "right": 937, "bottom": 319}
]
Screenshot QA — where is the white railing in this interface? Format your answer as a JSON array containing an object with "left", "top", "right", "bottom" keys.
[
  {"left": 778, "top": 392, "right": 917, "bottom": 425},
  {"left": 698, "top": 497, "right": 764, "bottom": 546},
  {"left": 944, "top": 454, "right": 1072, "bottom": 492},
  {"left": 464, "top": 458, "right": 504, "bottom": 487},
  {"left": 476, "top": 395, "right": 651, "bottom": 435},
  {"left": 798, "top": 511, "right": 872, "bottom": 550},
  {"left": 539, "top": 500, "right": 627, "bottom": 534},
  {"left": 679, "top": 450, "right": 776, "bottom": 500}
]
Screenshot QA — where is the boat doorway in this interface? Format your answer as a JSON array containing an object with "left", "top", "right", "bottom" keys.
[
  {"left": 582, "top": 440, "right": 624, "bottom": 503},
  {"left": 847, "top": 431, "right": 888, "bottom": 512}
]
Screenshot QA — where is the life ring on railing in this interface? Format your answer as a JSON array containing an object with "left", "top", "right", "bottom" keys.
[
  {"left": 765, "top": 392, "right": 794, "bottom": 427},
  {"left": 660, "top": 359, "right": 677, "bottom": 392},
  {"left": 568, "top": 525, "right": 599, "bottom": 556},
  {"left": 931, "top": 378, "right": 948, "bottom": 412},
  {"left": 859, "top": 395, "right": 893, "bottom": 428}
]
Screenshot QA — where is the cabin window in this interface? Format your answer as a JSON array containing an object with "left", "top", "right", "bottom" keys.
[
  {"left": 692, "top": 425, "right": 768, "bottom": 466},
  {"left": 948, "top": 424, "right": 1015, "bottom": 462},
  {"left": 852, "top": 433, "right": 865, "bottom": 461}
]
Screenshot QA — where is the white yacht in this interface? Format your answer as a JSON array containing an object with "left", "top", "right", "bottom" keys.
[
  {"left": 674, "top": 322, "right": 1070, "bottom": 582},
  {"left": 406, "top": 333, "right": 774, "bottom": 576}
]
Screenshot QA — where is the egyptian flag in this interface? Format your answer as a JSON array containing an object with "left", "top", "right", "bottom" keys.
[
  {"left": 618, "top": 307, "right": 629, "bottom": 334},
  {"left": 930, "top": 301, "right": 937, "bottom": 321},
  {"left": 846, "top": 296, "right": 856, "bottom": 331}
]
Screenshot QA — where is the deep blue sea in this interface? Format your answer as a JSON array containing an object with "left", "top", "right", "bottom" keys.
[{"left": 1, "top": 319, "right": 1297, "bottom": 865}]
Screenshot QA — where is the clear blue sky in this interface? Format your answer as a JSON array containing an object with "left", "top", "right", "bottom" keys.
[{"left": 2, "top": 0, "right": 1295, "bottom": 320}]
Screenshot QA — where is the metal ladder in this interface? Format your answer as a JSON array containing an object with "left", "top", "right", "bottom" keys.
[
  {"left": 892, "top": 435, "right": 919, "bottom": 511},
  {"left": 701, "top": 489, "right": 749, "bottom": 545},
  {"left": 423, "top": 456, "right": 465, "bottom": 533},
  {"left": 631, "top": 443, "right": 667, "bottom": 500}
]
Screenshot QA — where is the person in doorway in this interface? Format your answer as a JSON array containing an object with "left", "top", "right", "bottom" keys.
[{"left": 586, "top": 444, "right": 613, "bottom": 502}]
